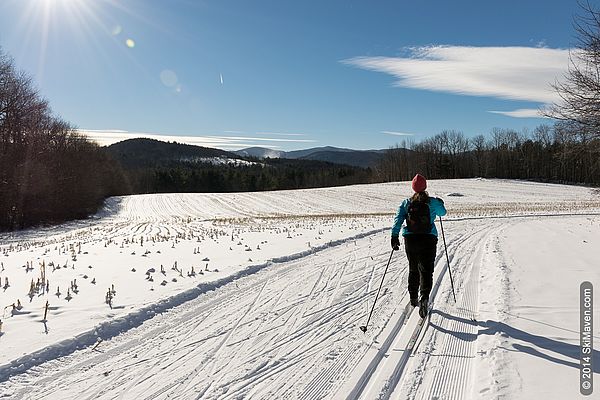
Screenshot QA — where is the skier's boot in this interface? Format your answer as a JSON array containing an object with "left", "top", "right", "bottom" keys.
[
  {"left": 410, "top": 294, "right": 418, "bottom": 307},
  {"left": 418, "top": 296, "right": 429, "bottom": 318}
]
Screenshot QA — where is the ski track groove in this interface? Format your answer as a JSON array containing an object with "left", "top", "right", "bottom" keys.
[
  {"left": 393, "top": 220, "right": 499, "bottom": 400},
  {"left": 191, "top": 247, "right": 382, "bottom": 399},
  {"left": 211, "top": 250, "right": 376, "bottom": 398},
  {"left": 425, "top": 224, "right": 489, "bottom": 400},
  {"left": 170, "top": 280, "right": 269, "bottom": 398},
  {"left": 346, "top": 220, "right": 494, "bottom": 400},
  {"left": 116, "top": 310, "right": 216, "bottom": 399}
]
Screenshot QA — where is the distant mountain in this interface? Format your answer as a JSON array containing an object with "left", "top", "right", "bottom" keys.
[
  {"left": 106, "top": 138, "right": 242, "bottom": 168},
  {"left": 106, "top": 139, "right": 390, "bottom": 170},
  {"left": 234, "top": 146, "right": 387, "bottom": 168},
  {"left": 298, "top": 150, "right": 384, "bottom": 168},
  {"left": 284, "top": 146, "right": 356, "bottom": 159}
]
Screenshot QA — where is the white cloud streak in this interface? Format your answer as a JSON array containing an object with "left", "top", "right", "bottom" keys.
[
  {"left": 209, "top": 136, "right": 316, "bottom": 143},
  {"left": 79, "top": 129, "right": 314, "bottom": 149},
  {"left": 344, "top": 45, "right": 571, "bottom": 104},
  {"left": 381, "top": 130, "right": 415, "bottom": 136},
  {"left": 255, "top": 132, "right": 307, "bottom": 137},
  {"left": 488, "top": 108, "right": 547, "bottom": 118}
]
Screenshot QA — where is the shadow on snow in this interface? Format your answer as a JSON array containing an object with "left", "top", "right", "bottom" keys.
[{"left": 429, "top": 310, "right": 600, "bottom": 374}]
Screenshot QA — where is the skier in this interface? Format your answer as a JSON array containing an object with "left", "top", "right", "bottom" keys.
[{"left": 391, "top": 174, "right": 446, "bottom": 318}]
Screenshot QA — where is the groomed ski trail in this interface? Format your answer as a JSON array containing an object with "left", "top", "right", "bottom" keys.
[
  {"left": 336, "top": 218, "right": 500, "bottom": 400},
  {"left": 390, "top": 219, "right": 497, "bottom": 400}
]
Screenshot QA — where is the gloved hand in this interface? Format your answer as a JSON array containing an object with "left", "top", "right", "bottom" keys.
[{"left": 391, "top": 236, "right": 400, "bottom": 251}]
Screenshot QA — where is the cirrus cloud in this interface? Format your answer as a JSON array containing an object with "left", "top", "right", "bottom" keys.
[
  {"left": 487, "top": 108, "right": 547, "bottom": 118},
  {"left": 381, "top": 130, "right": 416, "bottom": 136},
  {"left": 344, "top": 45, "right": 571, "bottom": 104}
]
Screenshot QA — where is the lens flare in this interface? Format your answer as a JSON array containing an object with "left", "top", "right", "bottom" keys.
[
  {"left": 125, "top": 38, "right": 135, "bottom": 48},
  {"left": 160, "top": 70, "right": 178, "bottom": 87}
]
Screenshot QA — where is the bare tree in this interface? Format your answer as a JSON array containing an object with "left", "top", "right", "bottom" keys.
[
  {"left": 547, "top": 1, "right": 600, "bottom": 136},
  {"left": 0, "top": 47, "right": 127, "bottom": 230},
  {"left": 470, "top": 134, "right": 487, "bottom": 176}
]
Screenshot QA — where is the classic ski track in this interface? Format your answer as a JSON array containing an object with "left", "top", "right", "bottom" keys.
[
  {"left": 342, "top": 219, "right": 494, "bottom": 400},
  {"left": 392, "top": 219, "right": 501, "bottom": 400}
]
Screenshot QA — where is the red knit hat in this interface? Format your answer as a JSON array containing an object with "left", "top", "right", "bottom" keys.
[{"left": 411, "top": 174, "right": 427, "bottom": 192}]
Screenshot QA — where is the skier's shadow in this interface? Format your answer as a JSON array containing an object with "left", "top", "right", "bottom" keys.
[{"left": 429, "top": 310, "right": 600, "bottom": 373}]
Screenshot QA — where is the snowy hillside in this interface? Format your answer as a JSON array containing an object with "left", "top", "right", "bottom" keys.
[{"left": 0, "top": 178, "right": 599, "bottom": 399}]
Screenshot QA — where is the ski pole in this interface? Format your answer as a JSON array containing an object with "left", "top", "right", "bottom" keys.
[
  {"left": 360, "top": 249, "right": 394, "bottom": 333},
  {"left": 439, "top": 216, "right": 456, "bottom": 303}
]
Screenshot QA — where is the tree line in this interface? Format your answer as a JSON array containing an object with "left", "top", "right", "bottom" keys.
[
  {"left": 376, "top": 123, "right": 600, "bottom": 185},
  {"left": 120, "top": 157, "right": 375, "bottom": 194},
  {"left": 0, "top": 50, "right": 127, "bottom": 230}
]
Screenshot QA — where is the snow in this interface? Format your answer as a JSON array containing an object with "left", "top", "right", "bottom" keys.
[
  {"left": 179, "top": 156, "right": 260, "bottom": 166},
  {"left": 0, "top": 178, "right": 599, "bottom": 399}
]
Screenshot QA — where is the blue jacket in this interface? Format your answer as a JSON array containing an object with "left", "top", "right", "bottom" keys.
[{"left": 391, "top": 197, "right": 447, "bottom": 237}]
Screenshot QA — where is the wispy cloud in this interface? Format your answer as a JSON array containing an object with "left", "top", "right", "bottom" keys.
[
  {"left": 381, "top": 130, "right": 415, "bottom": 136},
  {"left": 223, "top": 131, "right": 307, "bottom": 137},
  {"left": 255, "top": 132, "right": 307, "bottom": 137},
  {"left": 344, "top": 45, "right": 571, "bottom": 104},
  {"left": 488, "top": 108, "right": 547, "bottom": 118},
  {"left": 79, "top": 129, "right": 315, "bottom": 149},
  {"left": 210, "top": 136, "right": 316, "bottom": 143}
]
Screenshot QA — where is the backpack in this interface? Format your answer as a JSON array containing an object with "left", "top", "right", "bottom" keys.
[{"left": 406, "top": 199, "right": 432, "bottom": 234}]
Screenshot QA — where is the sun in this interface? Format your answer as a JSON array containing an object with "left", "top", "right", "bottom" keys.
[
  {"left": 14, "top": 0, "right": 142, "bottom": 78},
  {"left": 37, "top": 0, "right": 91, "bottom": 14}
]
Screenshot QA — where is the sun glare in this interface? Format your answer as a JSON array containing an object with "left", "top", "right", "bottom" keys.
[
  {"left": 16, "top": 0, "right": 144, "bottom": 80},
  {"left": 18, "top": 0, "right": 98, "bottom": 69}
]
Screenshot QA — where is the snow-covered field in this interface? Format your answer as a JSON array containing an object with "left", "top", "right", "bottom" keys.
[{"left": 0, "top": 178, "right": 599, "bottom": 399}]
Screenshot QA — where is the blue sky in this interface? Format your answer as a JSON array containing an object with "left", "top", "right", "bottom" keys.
[{"left": 0, "top": 0, "right": 584, "bottom": 151}]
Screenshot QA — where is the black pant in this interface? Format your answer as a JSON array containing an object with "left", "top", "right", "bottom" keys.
[{"left": 404, "top": 234, "right": 438, "bottom": 300}]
